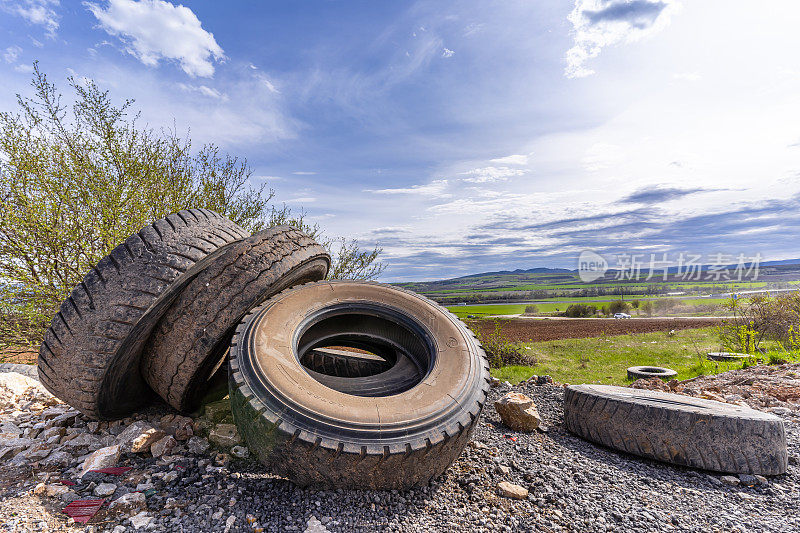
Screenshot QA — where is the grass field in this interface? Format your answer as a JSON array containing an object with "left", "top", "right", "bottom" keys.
[{"left": 489, "top": 327, "right": 800, "bottom": 385}]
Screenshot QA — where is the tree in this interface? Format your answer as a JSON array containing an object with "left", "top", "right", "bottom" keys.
[{"left": 0, "top": 64, "right": 383, "bottom": 351}]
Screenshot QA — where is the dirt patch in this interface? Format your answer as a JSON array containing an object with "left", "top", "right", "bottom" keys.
[
  {"left": 467, "top": 317, "right": 722, "bottom": 343},
  {"left": 632, "top": 362, "right": 800, "bottom": 414}
]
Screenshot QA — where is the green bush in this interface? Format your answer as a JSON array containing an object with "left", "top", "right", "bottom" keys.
[
  {"left": 475, "top": 321, "right": 534, "bottom": 368},
  {"left": 523, "top": 304, "right": 539, "bottom": 315},
  {"left": 563, "top": 303, "right": 596, "bottom": 318},
  {"left": 0, "top": 65, "right": 383, "bottom": 351}
]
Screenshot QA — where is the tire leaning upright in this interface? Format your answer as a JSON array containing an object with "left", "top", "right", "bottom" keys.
[
  {"left": 37, "top": 209, "right": 248, "bottom": 420},
  {"left": 141, "top": 225, "right": 330, "bottom": 413}
]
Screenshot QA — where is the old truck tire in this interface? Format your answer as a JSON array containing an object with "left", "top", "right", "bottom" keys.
[
  {"left": 141, "top": 226, "right": 330, "bottom": 413},
  {"left": 627, "top": 366, "right": 677, "bottom": 380},
  {"left": 229, "top": 281, "right": 490, "bottom": 489},
  {"left": 301, "top": 347, "right": 394, "bottom": 378},
  {"left": 564, "top": 384, "right": 788, "bottom": 475},
  {"left": 37, "top": 210, "right": 248, "bottom": 420}
]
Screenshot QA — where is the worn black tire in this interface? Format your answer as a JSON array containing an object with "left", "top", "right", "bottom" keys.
[
  {"left": 564, "top": 384, "right": 788, "bottom": 475},
  {"left": 37, "top": 210, "right": 248, "bottom": 420},
  {"left": 626, "top": 366, "right": 677, "bottom": 380},
  {"left": 301, "top": 347, "right": 394, "bottom": 378},
  {"left": 141, "top": 226, "right": 330, "bottom": 413},
  {"left": 229, "top": 281, "right": 490, "bottom": 489},
  {"left": 306, "top": 353, "right": 422, "bottom": 397}
]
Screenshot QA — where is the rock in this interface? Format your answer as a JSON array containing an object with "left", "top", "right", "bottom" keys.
[
  {"left": 39, "top": 426, "right": 65, "bottom": 441},
  {"left": 0, "top": 438, "right": 34, "bottom": 459},
  {"left": 63, "top": 433, "right": 101, "bottom": 454},
  {"left": 39, "top": 450, "right": 73, "bottom": 469},
  {"left": 494, "top": 392, "right": 542, "bottom": 432},
  {"left": 109, "top": 491, "right": 146, "bottom": 513},
  {"left": 738, "top": 474, "right": 759, "bottom": 486},
  {"left": 700, "top": 390, "right": 726, "bottom": 403},
  {"left": 496, "top": 465, "right": 511, "bottom": 475},
  {"left": 130, "top": 511, "right": 153, "bottom": 529},
  {"left": 214, "top": 452, "right": 231, "bottom": 467},
  {"left": 22, "top": 442, "right": 51, "bottom": 461},
  {"left": 79, "top": 444, "right": 121, "bottom": 477},
  {"left": 94, "top": 482, "right": 117, "bottom": 497},
  {"left": 224, "top": 515, "right": 236, "bottom": 533},
  {"left": 162, "top": 470, "right": 178, "bottom": 483},
  {"left": 160, "top": 414, "right": 194, "bottom": 441},
  {"left": 497, "top": 481, "right": 529, "bottom": 499},
  {"left": 204, "top": 399, "right": 232, "bottom": 423},
  {"left": 769, "top": 407, "right": 792, "bottom": 416},
  {"left": 209, "top": 423, "right": 241, "bottom": 448},
  {"left": 536, "top": 375, "right": 553, "bottom": 385},
  {"left": 305, "top": 515, "right": 330, "bottom": 533},
  {"left": 0, "top": 372, "right": 52, "bottom": 398},
  {"left": 132, "top": 428, "right": 167, "bottom": 453},
  {"left": 187, "top": 436, "right": 210, "bottom": 454},
  {"left": 720, "top": 475, "right": 740, "bottom": 486},
  {"left": 116, "top": 421, "right": 165, "bottom": 453},
  {"left": 150, "top": 435, "right": 177, "bottom": 457},
  {"left": 231, "top": 445, "right": 250, "bottom": 459},
  {"left": 489, "top": 377, "right": 501, "bottom": 387},
  {"left": 33, "top": 482, "right": 70, "bottom": 498}
]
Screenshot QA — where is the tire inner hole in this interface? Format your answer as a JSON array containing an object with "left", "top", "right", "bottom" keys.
[{"left": 295, "top": 305, "right": 433, "bottom": 397}]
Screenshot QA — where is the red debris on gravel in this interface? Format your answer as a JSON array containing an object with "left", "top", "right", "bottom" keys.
[{"left": 62, "top": 498, "right": 105, "bottom": 524}]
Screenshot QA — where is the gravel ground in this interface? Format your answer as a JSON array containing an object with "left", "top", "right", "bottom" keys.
[{"left": 1, "top": 369, "right": 798, "bottom": 532}]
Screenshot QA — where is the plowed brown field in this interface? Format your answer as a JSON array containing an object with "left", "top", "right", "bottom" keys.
[{"left": 467, "top": 317, "right": 722, "bottom": 343}]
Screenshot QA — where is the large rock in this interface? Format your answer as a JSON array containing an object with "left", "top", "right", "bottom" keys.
[
  {"left": 0, "top": 372, "right": 52, "bottom": 398},
  {"left": 79, "top": 444, "right": 121, "bottom": 477},
  {"left": 494, "top": 392, "right": 542, "bottom": 432},
  {"left": 209, "top": 423, "right": 241, "bottom": 448},
  {"left": 33, "top": 482, "right": 71, "bottom": 498},
  {"left": 109, "top": 491, "right": 146, "bottom": 514},
  {"left": 116, "top": 421, "right": 166, "bottom": 454},
  {"left": 497, "top": 481, "right": 529, "bottom": 499}
]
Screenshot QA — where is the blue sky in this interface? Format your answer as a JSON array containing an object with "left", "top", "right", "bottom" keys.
[{"left": 2, "top": 1, "right": 800, "bottom": 281}]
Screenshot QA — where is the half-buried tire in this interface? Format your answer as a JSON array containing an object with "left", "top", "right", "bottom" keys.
[
  {"left": 564, "top": 384, "right": 788, "bottom": 475},
  {"left": 229, "top": 281, "right": 490, "bottom": 489},
  {"left": 141, "top": 225, "right": 330, "bottom": 413},
  {"left": 37, "top": 210, "right": 249, "bottom": 420}
]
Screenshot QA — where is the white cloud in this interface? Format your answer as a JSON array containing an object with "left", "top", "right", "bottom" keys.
[
  {"left": 3, "top": 46, "right": 22, "bottom": 64},
  {"left": 460, "top": 166, "right": 524, "bottom": 183},
  {"left": 489, "top": 154, "right": 530, "bottom": 166},
  {"left": 14, "top": 64, "right": 35, "bottom": 74},
  {"left": 367, "top": 179, "right": 451, "bottom": 198},
  {"left": 566, "top": 0, "right": 680, "bottom": 78},
  {"left": 442, "top": 48, "right": 455, "bottom": 58},
  {"left": 86, "top": 0, "right": 225, "bottom": 78},
  {"left": 1, "top": 0, "right": 60, "bottom": 37},
  {"left": 177, "top": 82, "right": 227, "bottom": 100},
  {"left": 292, "top": 171, "right": 317, "bottom": 175}
]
